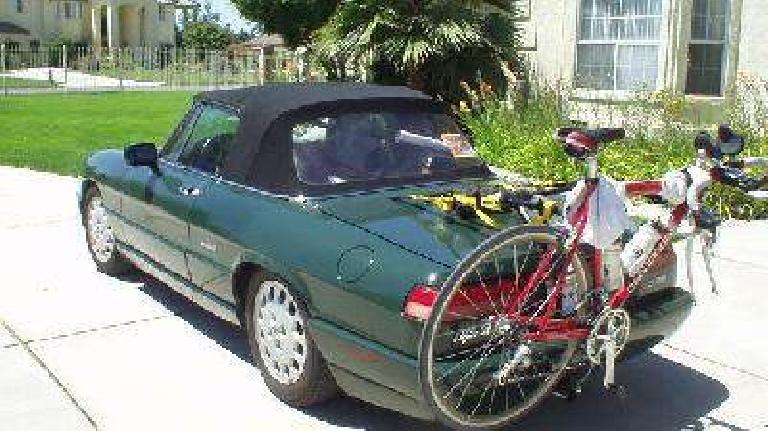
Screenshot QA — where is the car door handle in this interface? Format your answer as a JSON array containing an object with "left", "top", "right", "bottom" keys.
[{"left": 178, "top": 186, "right": 202, "bottom": 197}]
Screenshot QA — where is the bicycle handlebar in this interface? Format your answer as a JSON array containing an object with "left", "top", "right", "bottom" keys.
[{"left": 724, "top": 156, "right": 768, "bottom": 170}]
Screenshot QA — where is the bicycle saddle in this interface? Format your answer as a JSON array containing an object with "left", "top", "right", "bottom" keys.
[{"left": 554, "top": 127, "right": 626, "bottom": 159}]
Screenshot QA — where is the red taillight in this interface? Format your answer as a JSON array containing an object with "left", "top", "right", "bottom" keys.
[
  {"left": 403, "top": 280, "right": 518, "bottom": 322},
  {"left": 403, "top": 285, "right": 438, "bottom": 321}
]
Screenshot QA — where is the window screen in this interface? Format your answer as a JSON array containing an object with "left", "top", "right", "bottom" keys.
[
  {"left": 64, "top": 2, "right": 75, "bottom": 19},
  {"left": 576, "top": 0, "right": 662, "bottom": 91}
]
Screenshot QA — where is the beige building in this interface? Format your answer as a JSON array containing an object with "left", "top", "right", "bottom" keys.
[
  {"left": 0, "top": 0, "right": 193, "bottom": 48},
  {"left": 517, "top": 0, "right": 767, "bottom": 99}
]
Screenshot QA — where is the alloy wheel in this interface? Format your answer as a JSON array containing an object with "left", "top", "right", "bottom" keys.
[
  {"left": 253, "top": 280, "right": 308, "bottom": 385},
  {"left": 87, "top": 197, "right": 116, "bottom": 263}
]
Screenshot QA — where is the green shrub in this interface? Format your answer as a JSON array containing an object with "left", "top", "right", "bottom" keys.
[{"left": 462, "top": 79, "right": 768, "bottom": 220}]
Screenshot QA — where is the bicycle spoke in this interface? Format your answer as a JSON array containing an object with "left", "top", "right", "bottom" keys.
[
  {"left": 470, "top": 377, "right": 496, "bottom": 417},
  {"left": 444, "top": 310, "right": 484, "bottom": 322},
  {"left": 511, "top": 367, "right": 526, "bottom": 400},
  {"left": 488, "top": 384, "right": 498, "bottom": 416},
  {"left": 437, "top": 354, "right": 482, "bottom": 383},
  {"left": 442, "top": 335, "right": 501, "bottom": 401},
  {"left": 436, "top": 333, "right": 504, "bottom": 364},
  {"left": 514, "top": 251, "right": 566, "bottom": 317},
  {"left": 474, "top": 268, "right": 503, "bottom": 319},
  {"left": 514, "top": 246, "right": 559, "bottom": 313},
  {"left": 455, "top": 286, "right": 488, "bottom": 317},
  {"left": 504, "top": 344, "right": 511, "bottom": 412},
  {"left": 493, "top": 256, "right": 508, "bottom": 309},
  {"left": 453, "top": 348, "right": 495, "bottom": 411}
]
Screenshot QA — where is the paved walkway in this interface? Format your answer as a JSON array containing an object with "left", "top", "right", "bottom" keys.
[
  {"left": 1, "top": 68, "right": 162, "bottom": 89},
  {"left": 0, "top": 166, "right": 766, "bottom": 430}
]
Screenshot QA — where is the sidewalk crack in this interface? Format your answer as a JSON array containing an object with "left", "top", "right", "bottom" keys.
[
  {"left": 25, "top": 315, "right": 170, "bottom": 346},
  {"left": 660, "top": 342, "right": 768, "bottom": 383},
  {"left": 0, "top": 317, "right": 98, "bottom": 430}
]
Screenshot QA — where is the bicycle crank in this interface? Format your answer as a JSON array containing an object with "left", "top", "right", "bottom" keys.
[{"left": 586, "top": 308, "right": 631, "bottom": 388}]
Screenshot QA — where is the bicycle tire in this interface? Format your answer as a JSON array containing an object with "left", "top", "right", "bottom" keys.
[{"left": 419, "top": 225, "right": 589, "bottom": 430}]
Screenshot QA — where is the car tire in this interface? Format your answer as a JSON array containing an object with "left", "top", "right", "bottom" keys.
[
  {"left": 83, "top": 187, "right": 133, "bottom": 275},
  {"left": 244, "top": 272, "right": 338, "bottom": 407}
]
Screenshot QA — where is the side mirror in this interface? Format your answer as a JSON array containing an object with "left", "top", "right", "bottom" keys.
[{"left": 124, "top": 143, "right": 158, "bottom": 168}]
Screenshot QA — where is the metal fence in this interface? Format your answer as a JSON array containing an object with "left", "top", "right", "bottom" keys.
[{"left": 0, "top": 44, "right": 324, "bottom": 94}]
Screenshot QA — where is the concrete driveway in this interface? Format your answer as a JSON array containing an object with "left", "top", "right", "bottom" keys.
[{"left": 1, "top": 166, "right": 766, "bottom": 431}]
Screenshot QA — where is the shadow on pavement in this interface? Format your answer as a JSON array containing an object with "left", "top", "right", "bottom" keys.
[{"left": 129, "top": 273, "right": 733, "bottom": 431}]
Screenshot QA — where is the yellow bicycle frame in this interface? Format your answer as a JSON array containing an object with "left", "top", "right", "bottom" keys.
[{"left": 410, "top": 190, "right": 559, "bottom": 228}]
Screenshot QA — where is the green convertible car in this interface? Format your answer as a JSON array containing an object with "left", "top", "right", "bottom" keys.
[{"left": 79, "top": 83, "right": 692, "bottom": 427}]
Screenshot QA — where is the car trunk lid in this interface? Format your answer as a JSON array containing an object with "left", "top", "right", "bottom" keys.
[{"left": 314, "top": 179, "right": 526, "bottom": 268}]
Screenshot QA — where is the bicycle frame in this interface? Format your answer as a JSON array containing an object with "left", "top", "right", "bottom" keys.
[{"left": 513, "top": 172, "right": 690, "bottom": 343}]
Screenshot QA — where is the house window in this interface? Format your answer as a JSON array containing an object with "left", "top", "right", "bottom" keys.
[
  {"left": 576, "top": 0, "right": 663, "bottom": 91},
  {"left": 58, "top": 1, "right": 83, "bottom": 19},
  {"left": 686, "top": 0, "right": 729, "bottom": 96},
  {"left": 16, "top": 0, "right": 25, "bottom": 13},
  {"left": 64, "top": 2, "right": 74, "bottom": 19},
  {"left": 159, "top": 5, "right": 167, "bottom": 22}
]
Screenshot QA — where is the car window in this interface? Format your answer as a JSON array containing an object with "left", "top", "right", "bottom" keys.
[
  {"left": 292, "top": 110, "right": 482, "bottom": 185},
  {"left": 177, "top": 105, "right": 241, "bottom": 176},
  {"left": 161, "top": 104, "right": 202, "bottom": 161}
]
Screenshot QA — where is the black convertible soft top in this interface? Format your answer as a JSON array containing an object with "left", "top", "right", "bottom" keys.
[
  {"left": 194, "top": 83, "right": 490, "bottom": 195},
  {"left": 197, "top": 82, "right": 433, "bottom": 118}
]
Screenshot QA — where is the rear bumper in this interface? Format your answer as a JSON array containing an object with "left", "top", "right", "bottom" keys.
[
  {"left": 308, "top": 318, "right": 431, "bottom": 420},
  {"left": 623, "top": 287, "right": 694, "bottom": 359},
  {"left": 309, "top": 286, "right": 694, "bottom": 421}
]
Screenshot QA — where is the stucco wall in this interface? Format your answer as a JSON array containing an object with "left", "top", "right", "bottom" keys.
[
  {"left": 736, "top": 0, "right": 768, "bottom": 82},
  {"left": 1, "top": 0, "right": 176, "bottom": 47},
  {"left": 120, "top": 5, "right": 140, "bottom": 46},
  {"left": 155, "top": 6, "right": 176, "bottom": 46},
  {"left": 2, "top": 0, "right": 45, "bottom": 40},
  {"left": 523, "top": 0, "right": 576, "bottom": 88}
]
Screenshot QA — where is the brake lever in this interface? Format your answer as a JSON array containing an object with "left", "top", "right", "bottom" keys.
[{"left": 721, "top": 160, "right": 768, "bottom": 192}]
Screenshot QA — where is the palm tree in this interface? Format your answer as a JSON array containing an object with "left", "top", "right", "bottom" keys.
[{"left": 313, "top": 0, "right": 520, "bottom": 101}]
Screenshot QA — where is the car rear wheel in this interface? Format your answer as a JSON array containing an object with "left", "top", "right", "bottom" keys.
[
  {"left": 83, "top": 187, "right": 132, "bottom": 275},
  {"left": 244, "top": 272, "right": 338, "bottom": 407}
]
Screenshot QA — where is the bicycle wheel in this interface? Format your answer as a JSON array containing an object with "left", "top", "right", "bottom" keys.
[{"left": 419, "top": 225, "right": 590, "bottom": 430}]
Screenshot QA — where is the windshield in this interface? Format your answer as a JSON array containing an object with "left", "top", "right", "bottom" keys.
[{"left": 291, "top": 110, "right": 484, "bottom": 185}]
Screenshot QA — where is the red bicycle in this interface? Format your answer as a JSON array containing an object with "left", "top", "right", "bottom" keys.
[{"left": 416, "top": 125, "right": 768, "bottom": 430}]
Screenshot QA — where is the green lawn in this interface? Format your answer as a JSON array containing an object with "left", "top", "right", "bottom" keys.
[
  {"left": 0, "top": 91, "right": 194, "bottom": 176},
  {"left": 0, "top": 76, "right": 58, "bottom": 89}
]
